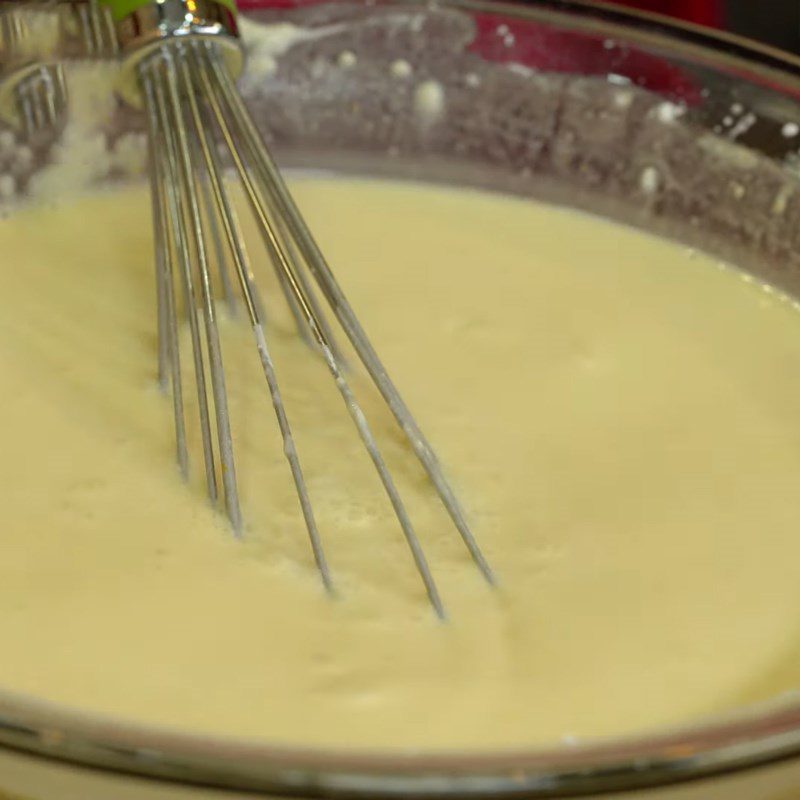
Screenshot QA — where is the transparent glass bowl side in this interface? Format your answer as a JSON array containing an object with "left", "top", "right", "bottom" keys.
[{"left": 237, "top": 0, "right": 800, "bottom": 291}]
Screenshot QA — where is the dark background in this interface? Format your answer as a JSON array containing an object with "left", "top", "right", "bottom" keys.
[
  {"left": 619, "top": 1, "right": 800, "bottom": 53},
  {"left": 725, "top": 2, "right": 799, "bottom": 52}
]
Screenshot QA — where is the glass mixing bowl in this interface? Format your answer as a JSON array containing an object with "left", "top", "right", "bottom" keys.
[{"left": 4, "top": 1, "right": 800, "bottom": 797}]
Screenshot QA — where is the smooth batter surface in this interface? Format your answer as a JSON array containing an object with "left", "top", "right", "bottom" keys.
[{"left": 2, "top": 178, "right": 800, "bottom": 749}]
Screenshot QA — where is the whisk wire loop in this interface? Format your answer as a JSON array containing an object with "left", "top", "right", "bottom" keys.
[
  {"left": 142, "top": 69, "right": 188, "bottom": 472},
  {"left": 196, "top": 41, "right": 446, "bottom": 615},
  {"left": 179, "top": 42, "right": 334, "bottom": 592},
  {"left": 161, "top": 50, "right": 244, "bottom": 534},
  {"left": 206, "top": 48, "right": 495, "bottom": 587},
  {"left": 136, "top": 36, "right": 495, "bottom": 615},
  {"left": 143, "top": 52, "right": 224, "bottom": 509}
]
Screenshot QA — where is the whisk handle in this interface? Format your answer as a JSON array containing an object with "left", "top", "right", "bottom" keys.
[
  {"left": 98, "top": 0, "right": 237, "bottom": 22},
  {"left": 96, "top": 0, "right": 243, "bottom": 108}
]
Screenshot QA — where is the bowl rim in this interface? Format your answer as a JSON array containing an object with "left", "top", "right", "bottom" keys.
[
  {"left": 6, "top": 684, "right": 800, "bottom": 796},
  {"left": 5, "top": 0, "right": 800, "bottom": 795}
]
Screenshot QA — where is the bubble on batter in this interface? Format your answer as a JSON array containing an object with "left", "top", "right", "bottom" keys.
[
  {"left": 654, "top": 101, "right": 684, "bottom": 124},
  {"left": 612, "top": 91, "right": 633, "bottom": 111},
  {"left": 464, "top": 72, "right": 481, "bottom": 88},
  {"left": 772, "top": 184, "right": 794, "bottom": 216},
  {"left": 337, "top": 50, "right": 357, "bottom": 69},
  {"left": 607, "top": 74, "right": 631, "bottom": 88},
  {"left": 729, "top": 181, "right": 746, "bottom": 200},
  {"left": 639, "top": 166, "right": 660, "bottom": 194},
  {"left": 390, "top": 58, "right": 412, "bottom": 79},
  {"left": 413, "top": 80, "right": 446, "bottom": 125}
]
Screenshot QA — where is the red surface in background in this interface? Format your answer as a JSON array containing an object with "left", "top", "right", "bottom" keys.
[
  {"left": 468, "top": 11, "right": 703, "bottom": 99},
  {"left": 238, "top": 0, "right": 724, "bottom": 27},
  {"left": 235, "top": 0, "right": 724, "bottom": 99},
  {"left": 612, "top": 0, "right": 722, "bottom": 27}
]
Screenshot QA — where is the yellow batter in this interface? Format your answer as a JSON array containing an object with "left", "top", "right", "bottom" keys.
[{"left": 1, "top": 177, "right": 800, "bottom": 750}]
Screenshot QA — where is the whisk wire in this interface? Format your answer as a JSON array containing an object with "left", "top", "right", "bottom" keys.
[
  {"left": 194, "top": 43, "right": 342, "bottom": 363},
  {"left": 18, "top": 88, "right": 34, "bottom": 135},
  {"left": 146, "top": 53, "right": 221, "bottom": 506},
  {"left": 178, "top": 42, "right": 334, "bottom": 592},
  {"left": 198, "top": 163, "right": 238, "bottom": 318},
  {"left": 162, "top": 50, "right": 243, "bottom": 534},
  {"left": 142, "top": 75, "right": 170, "bottom": 393},
  {"left": 194, "top": 40, "right": 446, "bottom": 616},
  {"left": 136, "top": 34, "right": 494, "bottom": 614},
  {"left": 143, "top": 72, "right": 188, "bottom": 472},
  {"left": 206, "top": 45, "right": 495, "bottom": 586}
]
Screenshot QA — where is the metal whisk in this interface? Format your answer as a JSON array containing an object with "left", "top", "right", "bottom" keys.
[
  {"left": 0, "top": 0, "right": 117, "bottom": 141},
  {"left": 61, "top": 0, "right": 118, "bottom": 58},
  {"left": 0, "top": 2, "right": 66, "bottom": 138},
  {"left": 103, "top": 0, "right": 493, "bottom": 616}
]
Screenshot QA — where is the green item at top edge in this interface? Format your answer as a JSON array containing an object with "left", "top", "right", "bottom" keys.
[{"left": 97, "top": 0, "right": 237, "bottom": 23}]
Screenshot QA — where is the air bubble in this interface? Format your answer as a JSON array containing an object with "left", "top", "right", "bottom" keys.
[
  {"left": 612, "top": 90, "right": 633, "bottom": 109},
  {"left": 414, "top": 80, "right": 446, "bottom": 124},
  {"left": 337, "top": 50, "right": 357, "bottom": 69},
  {"left": 607, "top": 74, "right": 631, "bottom": 87},
  {"left": 656, "top": 102, "right": 684, "bottom": 123},
  {"left": 390, "top": 59, "right": 412, "bottom": 79},
  {"left": 639, "top": 166, "right": 660, "bottom": 194}
]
